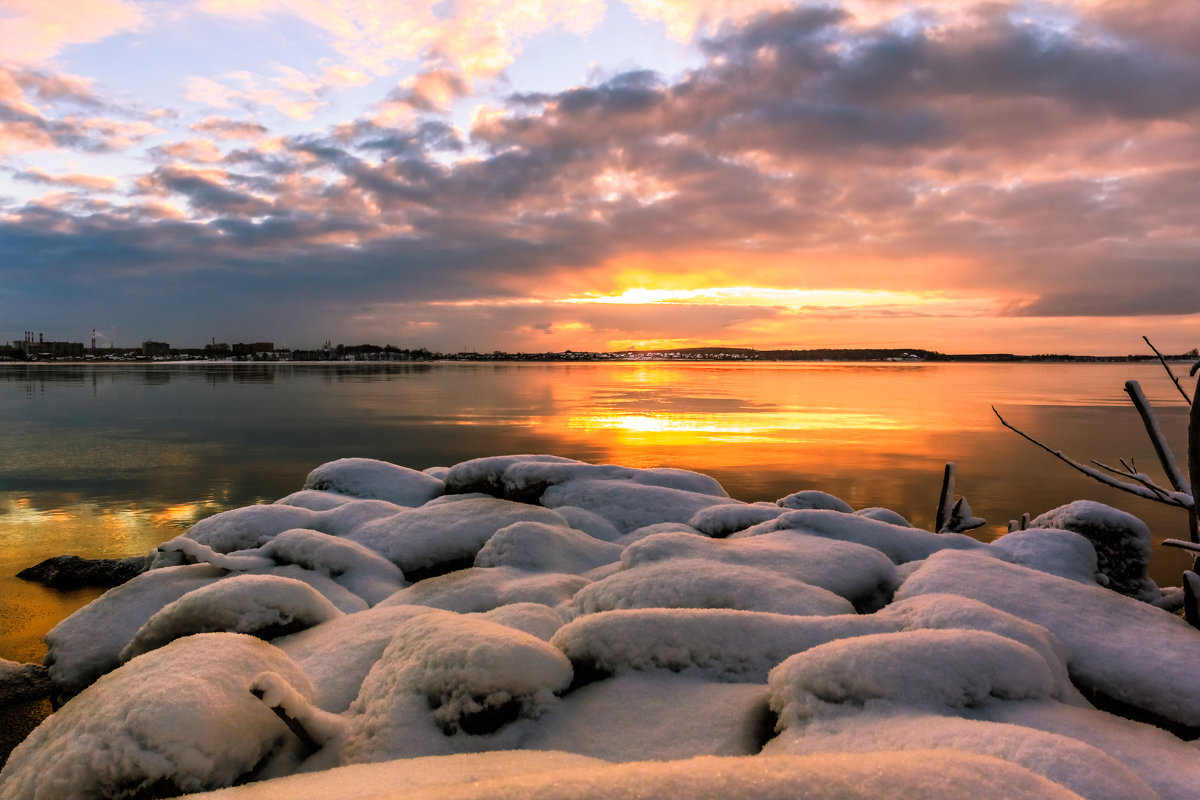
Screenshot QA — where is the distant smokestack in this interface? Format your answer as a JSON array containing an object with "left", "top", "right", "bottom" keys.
[{"left": 39, "top": 333, "right": 43, "bottom": 344}]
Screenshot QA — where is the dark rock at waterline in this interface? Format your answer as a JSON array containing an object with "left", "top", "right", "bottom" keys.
[
  {"left": 17, "top": 554, "right": 147, "bottom": 590},
  {"left": 0, "top": 660, "right": 53, "bottom": 706}
]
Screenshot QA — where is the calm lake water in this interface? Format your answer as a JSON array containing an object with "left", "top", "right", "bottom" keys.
[{"left": 2, "top": 360, "right": 1196, "bottom": 756}]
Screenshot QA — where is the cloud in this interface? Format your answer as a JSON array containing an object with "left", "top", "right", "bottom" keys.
[
  {"left": 190, "top": 116, "right": 269, "bottom": 140},
  {"left": 0, "top": 0, "right": 144, "bottom": 64},
  {"left": 13, "top": 167, "right": 118, "bottom": 190}
]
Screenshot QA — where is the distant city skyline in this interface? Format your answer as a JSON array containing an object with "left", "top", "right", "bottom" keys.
[{"left": 3, "top": 1, "right": 1200, "bottom": 355}]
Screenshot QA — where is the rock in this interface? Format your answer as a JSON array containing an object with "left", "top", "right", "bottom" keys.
[
  {"left": 1029, "top": 501, "right": 1158, "bottom": 601},
  {"left": 0, "top": 660, "right": 53, "bottom": 705},
  {"left": 17, "top": 554, "right": 146, "bottom": 589}
]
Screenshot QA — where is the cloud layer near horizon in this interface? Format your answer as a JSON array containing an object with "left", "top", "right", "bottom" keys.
[{"left": 2, "top": 0, "right": 1199, "bottom": 353}]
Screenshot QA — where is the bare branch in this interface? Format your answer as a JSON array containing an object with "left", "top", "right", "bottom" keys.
[
  {"left": 935, "top": 462, "right": 955, "bottom": 533},
  {"left": 1124, "top": 380, "right": 1189, "bottom": 492},
  {"left": 1163, "top": 538, "right": 1200, "bottom": 555},
  {"left": 1091, "top": 459, "right": 1183, "bottom": 505},
  {"left": 1143, "top": 335, "right": 1192, "bottom": 404},
  {"left": 993, "top": 405, "right": 1194, "bottom": 509}
]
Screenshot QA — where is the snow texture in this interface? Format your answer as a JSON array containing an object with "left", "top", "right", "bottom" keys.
[
  {"left": 0, "top": 634, "right": 316, "bottom": 800},
  {"left": 1030, "top": 500, "right": 1159, "bottom": 600},
  {"left": 474, "top": 521, "right": 623, "bottom": 574},
  {"left": 897, "top": 549, "right": 1200, "bottom": 730},
  {"left": 304, "top": 457, "right": 446, "bottom": 507},
  {"left": 119, "top": 574, "right": 343, "bottom": 661},
  {"left": 568, "top": 558, "right": 855, "bottom": 617},
  {"left": 11, "top": 453, "right": 1200, "bottom": 800}
]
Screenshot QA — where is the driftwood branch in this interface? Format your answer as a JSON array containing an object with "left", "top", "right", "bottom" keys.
[
  {"left": 992, "top": 406, "right": 1193, "bottom": 509},
  {"left": 1143, "top": 335, "right": 1192, "bottom": 404},
  {"left": 935, "top": 462, "right": 955, "bottom": 533},
  {"left": 1124, "top": 380, "right": 1189, "bottom": 493}
]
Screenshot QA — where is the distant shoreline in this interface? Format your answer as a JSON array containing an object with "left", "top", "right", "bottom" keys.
[{"left": 2, "top": 346, "right": 1197, "bottom": 365}]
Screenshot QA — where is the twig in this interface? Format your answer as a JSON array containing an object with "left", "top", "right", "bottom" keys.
[
  {"left": 992, "top": 406, "right": 1194, "bottom": 508},
  {"left": 1144, "top": 335, "right": 1192, "bottom": 404},
  {"left": 1124, "top": 380, "right": 1189, "bottom": 492},
  {"left": 1091, "top": 459, "right": 1185, "bottom": 505}
]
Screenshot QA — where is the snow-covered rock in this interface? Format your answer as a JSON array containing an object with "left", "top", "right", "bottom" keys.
[
  {"left": 119, "top": 574, "right": 343, "bottom": 661},
  {"left": 380, "top": 565, "right": 589, "bottom": 614},
  {"left": 541, "top": 479, "right": 737, "bottom": 534},
  {"left": 0, "top": 634, "right": 316, "bottom": 800},
  {"left": 304, "top": 457, "right": 446, "bottom": 507},
  {"left": 474, "top": 521, "right": 623, "bottom": 574},
  {"left": 1030, "top": 500, "right": 1159, "bottom": 600},
  {"left": 776, "top": 490, "right": 853, "bottom": 512}
]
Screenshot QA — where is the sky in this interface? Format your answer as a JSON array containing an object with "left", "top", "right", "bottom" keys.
[{"left": 2, "top": 0, "right": 1199, "bottom": 355}]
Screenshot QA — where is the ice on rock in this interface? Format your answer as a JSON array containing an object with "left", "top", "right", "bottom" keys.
[
  {"left": 119, "top": 573, "right": 343, "bottom": 661},
  {"left": 474, "top": 521, "right": 623, "bottom": 574},
  {"left": 347, "top": 497, "right": 570, "bottom": 577},
  {"left": 187, "top": 503, "right": 319, "bottom": 553},
  {"left": 776, "top": 490, "right": 853, "bottom": 512},
  {"left": 547, "top": 505, "right": 623, "bottom": 541},
  {"left": 259, "top": 529, "right": 407, "bottom": 605},
  {"left": 897, "top": 549, "right": 1200, "bottom": 731},
  {"left": 1030, "top": 500, "right": 1159, "bottom": 600},
  {"left": 443, "top": 454, "right": 584, "bottom": 496},
  {"left": 987, "top": 528, "right": 1101, "bottom": 585},
  {"left": 0, "top": 634, "right": 316, "bottom": 800},
  {"left": 621, "top": 530, "right": 896, "bottom": 612},
  {"left": 522, "top": 672, "right": 770, "bottom": 761},
  {"left": 381, "top": 565, "right": 588, "bottom": 614},
  {"left": 304, "top": 457, "right": 446, "bottom": 507},
  {"left": 339, "top": 611, "right": 573, "bottom": 763},
  {"left": 744, "top": 508, "right": 986, "bottom": 564},
  {"left": 541, "top": 479, "right": 738, "bottom": 535},
  {"left": 43, "top": 562, "right": 225, "bottom": 694},
  {"left": 687, "top": 502, "right": 787, "bottom": 537},
  {"left": 568, "top": 558, "right": 855, "bottom": 617},
  {"left": 276, "top": 605, "right": 440, "bottom": 712}
]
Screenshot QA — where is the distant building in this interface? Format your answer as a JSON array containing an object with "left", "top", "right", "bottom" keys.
[
  {"left": 232, "top": 342, "right": 274, "bottom": 358},
  {"left": 15, "top": 332, "right": 83, "bottom": 359},
  {"left": 142, "top": 341, "right": 171, "bottom": 358}
]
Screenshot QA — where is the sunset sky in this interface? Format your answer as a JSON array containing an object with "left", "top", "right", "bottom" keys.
[{"left": 2, "top": 0, "right": 1199, "bottom": 354}]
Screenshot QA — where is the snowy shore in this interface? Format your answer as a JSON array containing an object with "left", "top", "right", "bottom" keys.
[{"left": 2, "top": 454, "right": 1199, "bottom": 799}]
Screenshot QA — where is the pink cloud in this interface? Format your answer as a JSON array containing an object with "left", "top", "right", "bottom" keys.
[{"left": 0, "top": 0, "right": 144, "bottom": 64}]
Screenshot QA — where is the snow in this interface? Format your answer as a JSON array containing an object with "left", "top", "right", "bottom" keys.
[
  {"left": 1030, "top": 500, "right": 1159, "bottom": 600},
  {"left": 346, "top": 497, "right": 570, "bottom": 574},
  {"left": 540, "top": 479, "right": 737, "bottom": 534},
  {"left": 8, "top": 453, "right": 1200, "bottom": 800},
  {"left": 896, "top": 549, "right": 1200, "bottom": 730},
  {"left": 119, "top": 574, "right": 344, "bottom": 661},
  {"left": 568, "top": 558, "right": 855, "bottom": 617},
  {"left": 0, "top": 634, "right": 316, "bottom": 800},
  {"left": 474, "top": 521, "right": 623, "bottom": 574},
  {"left": 303, "top": 457, "right": 446, "bottom": 507}
]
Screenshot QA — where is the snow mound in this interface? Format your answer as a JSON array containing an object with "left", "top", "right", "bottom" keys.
[
  {"left": 473, "top": 602, "right": 566, "bottom": 642},
  {"left": 545, "top": 505, "right": 623, "bottom": 541},
  {"left": 988, "top": 528, "right": 1100, "bottom": 585},
  {"left": 187, "top": 503, "right": 319, "bottom": 552},
  {"left": 499, "top": 461, "right": 730, "bottom": 500},
  {"left": 0, "top": 634, "right": 315, "bottom": 800},
  {"left": 569, "top": 558, "right": 855, "bottom": 617},
  {"left": 688, "top": 502, "right": 787, "bottom": 537},
  {"left": 475, "top": 521, "right": 623, "bottom": 574},
  {"left": 43, "top": 562, "right": 225, "bottom": 694},
  {"left": 442, "top": 454, "right": 584, "bottom": 495},
  {"left": 541, "top": 479, "right": 738, "bottom": 534},
  {"left": 340, "top": 611, "right": 573, "bottom": 762},
  {"left": 777, "top": 490, "right": 854, "bottom": 512},
  {"left": 1030, "top": 500, "right": 1158, "bottom": 600},
  {"left": 897, "top": 549, "right": 1200, "bottom": 731},
  {"left": 621, "top": 530, "right": 896, "bottom": 612},
  {"left": 260, "top": 528, "right": 407, "bottom": 604},
  {"left": 304, "top": 457, "right": 446, "bottom": 507},
  {"left": 768, "top": 629, "right": 1056, "bottom": 725},
  {"left": 347, "top": 497, "right": 570, "bottom": 576},
  {"left": 381, "top": 565, "right": 588, "bottom": 613},
  {"left": 745, "top": 508, "right": 986, "bottom": 563},
  {"left": 120, "top": 574, "right": 343, "bottom": 661}
]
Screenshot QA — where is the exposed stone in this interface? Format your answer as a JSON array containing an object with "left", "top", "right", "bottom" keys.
[
  {"left": 17, "top": 554, "right": 146, "bottom": 590},
  {"left": 0, "top": 661, "right": 53, "bottom": 706}
]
